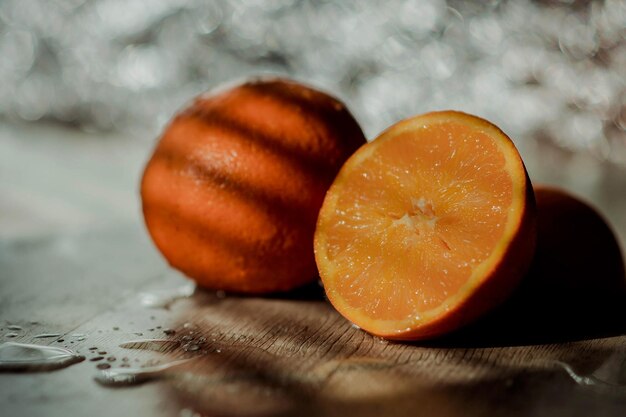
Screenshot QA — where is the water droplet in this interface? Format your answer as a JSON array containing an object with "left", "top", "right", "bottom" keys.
[
  {"left": 0, "top": 342, "right": 84, "bottom": 371},
  {"left": 90, "top": 357, "right": 104, "bottom": 362},
  {"left": 119, "top": 339, "right": 180, "bottom": 352},
  {"left": 181, "top": 335, "right": 193, "bottom": 342},
  {"left": 351, "top": 323, "right": 361, "bottom": 330},
  {"left": 94, "top": 359, "right": 193, "bottom": 387},
  {"left": 163, "top": 328, "right": 175, "bottom": 335},
  {"left": 107, "top": 356, "right": 116, "bottom": 362},
  {"left": 183, "top": 343, "right": 200, "bottom": 352},
  {"left": 7, "top": 325, "right": 23, "bottom": 331},
  {"left": 113, "top": 327, "right": 119, "bottom": 331},
  {"left": 98, "top": 351, "right": 107, "bottom": 355},
  {"left": 33, "top": 333, "right": 62, "bottom": 339},
  {"left": 139, "top": 283, "right": 196, "bottom": 309},
  {"left": 5, "top": 333, "right": 19, "bottom": 338},
  {"left": 183, "top": 323, "right": 192, "bottom": 329},
  {"left": 97, "top": 363, "right": 111, "bottom": 370}
]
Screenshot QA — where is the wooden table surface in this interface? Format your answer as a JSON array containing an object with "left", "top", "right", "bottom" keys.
[{"left": 1, "top": 121, "right": 626, "bottom": 417}]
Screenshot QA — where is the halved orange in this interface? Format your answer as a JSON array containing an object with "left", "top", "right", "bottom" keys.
[{"left": 314, "top": 111, "right": 537, "bottom": 340}]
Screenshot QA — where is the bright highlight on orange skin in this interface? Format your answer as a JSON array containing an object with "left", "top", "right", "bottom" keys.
[{"left": 315, "top": 111, "right": 535, "bottom": 340}]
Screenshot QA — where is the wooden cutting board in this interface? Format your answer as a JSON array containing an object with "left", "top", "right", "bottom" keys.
[{"left": 2, "top": 223, "right": 626, "bottom": 417}]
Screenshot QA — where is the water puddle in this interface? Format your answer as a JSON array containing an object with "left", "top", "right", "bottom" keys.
[
  {"left": 138, "top": 283, "right": 196, "bottom": 309},
  {"left": 0, "top": 342, "right": 84, "bottom": 371},
  {"left": 94, "top": 359, "right": 194, "bottom": 387},
  {"left": 556, "top": 351, "right": 626, "bottom": 395}
]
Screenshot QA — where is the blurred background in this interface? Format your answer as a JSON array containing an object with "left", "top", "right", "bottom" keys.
[{"left": 1, "top": 0, "right": 625, "bottom": 244}]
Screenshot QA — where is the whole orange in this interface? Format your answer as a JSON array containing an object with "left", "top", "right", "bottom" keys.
[
  {"left": 141, "top": 78, "right": 366, "bottom": 293},
  {"left": 504, "top": 186, "right": 626, "bottom": 339}
]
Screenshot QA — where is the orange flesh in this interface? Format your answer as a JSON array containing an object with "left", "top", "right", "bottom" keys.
[{"left": 316, "top": 112, "right": 525, "bottom": 335}]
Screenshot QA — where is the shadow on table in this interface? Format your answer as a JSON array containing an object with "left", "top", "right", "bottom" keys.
[
  {"left": 263, "top": 280, "right": 327, "bottom": 302},
  {"left": 191, "top": 279, "right": 327, "bottom": 304},
  {"left": 429, "top": 292, "right": 626, "bottom": 349}
]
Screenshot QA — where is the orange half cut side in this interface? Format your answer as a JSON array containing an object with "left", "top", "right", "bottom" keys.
[{"left": 314, "top": 111, "right": 536, "bottom": 340}]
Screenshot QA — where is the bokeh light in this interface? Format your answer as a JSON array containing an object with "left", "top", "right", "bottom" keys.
[{"left": 0, "top": 0, "right": 625, "bottom": 165}]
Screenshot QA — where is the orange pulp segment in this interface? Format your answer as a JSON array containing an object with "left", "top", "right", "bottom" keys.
[{"left": 314, "top": 111, "right": 536, "bottom": 340}]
